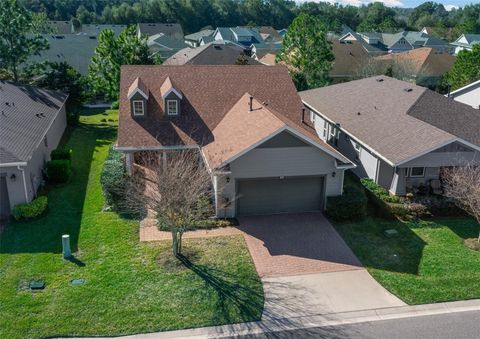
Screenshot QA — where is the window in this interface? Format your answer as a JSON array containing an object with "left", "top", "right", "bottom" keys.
[
  {"left": 167, "top": 100, "right": 178, "bottom": 115},
  {"left": 353, "top": 141, "right": 361, "bottom": 154},
  {"left": 405, "top": 167, "right": 425, "bottom": 178},
  {"left": 133, "top": 100, "right": 144, "bottom": 116},
  {"left": 310, "top": 110, "right": 316, "bottom": 123},
  {"left": 410, "top": 167, "right": 425, "bottom": 178},
  {"left": 323, "top": 121, "right": 328, "bottom": 139},
  {"left": 329, "top": 125, "right": 339, "bottom": 147}
]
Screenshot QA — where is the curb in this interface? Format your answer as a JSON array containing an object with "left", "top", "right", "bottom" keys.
[{"left": 90, "top": 299, "right": 480, "bottom": 339}]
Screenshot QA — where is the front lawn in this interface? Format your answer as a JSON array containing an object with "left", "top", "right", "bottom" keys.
[
  {"left": 335, "top": 217, "right": 480, "bottom": 304},
  {"left": 0, "top": 109, "right": 263, "bottom": 339}
]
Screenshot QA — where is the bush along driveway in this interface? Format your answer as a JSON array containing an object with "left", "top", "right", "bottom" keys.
[
  {"left": 334, "top": 216, "right": 480, "bottom": 305},
  {"left": 0, "top": 109, "right": 263, "bottom": 339}
]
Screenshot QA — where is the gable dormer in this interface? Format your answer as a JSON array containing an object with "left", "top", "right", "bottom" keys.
[
  {"left": 127, "top": 77, "right": 149, "bottom": 117},
  {"left": 160, "top": 76, "right": 183, "bottom": 117}
]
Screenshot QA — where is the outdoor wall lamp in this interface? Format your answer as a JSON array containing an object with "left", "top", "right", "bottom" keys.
[
  {"left": 10, "top": 173, "right": 16, "bottom": 181},
  {"left": 226, "top": 176, "right": 230, "bottom": 183},
  {"left": 332, "top": 172, "right": 336, "bottom": 178}
]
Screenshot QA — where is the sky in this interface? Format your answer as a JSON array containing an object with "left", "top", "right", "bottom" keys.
[{"left": 301, "top": 0, "right": 478, "bottom": 9}]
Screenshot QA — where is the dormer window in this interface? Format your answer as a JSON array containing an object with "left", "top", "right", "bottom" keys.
[
  {"left": 133, "top": 100, "right": 145, "bottom": 116},
  {"left": 167, "top": 100, "right": 178, "bottom": 115}
]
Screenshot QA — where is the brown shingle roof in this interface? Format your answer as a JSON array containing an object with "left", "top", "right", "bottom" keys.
[
  {"left": 118, "top": 65, "right": 349, "bottom": 167},
  {"left": 300, "top": 76, "right": 462, "bottom": 165},
  {"left": 330, "top": 40, "right": 372, "bottom": 78},
  {"left": 127, "top": 77, "right": 149, "bottom": 99}
]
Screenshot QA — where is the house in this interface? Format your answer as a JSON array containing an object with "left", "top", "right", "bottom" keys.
[
  {"left": 340, "top": 30, "right": 453, "bottom": 54},
  {"left": 78, "top": 24, "right": 127, "bottom": 36},
  {"left": 300, "top": 76, "right": 480, "bottom": 196},
  {"left": 27, "top": 34, "right": 100, "bottom": 75},
  {"left": 451, "top": 34, "right": 480, "bottom": 55},
  {"left": 0, "top": 82, "right": 68, "bottom": 219},
  {"left": 256, "top": 26, "right": 283, "bottom": 44},
  {"left": 329, "top": 40, "right": 372, "bottom": 83},
  {"left": 163, "top": 42, "right": 260, "bottom": 65},
  {"left": 137, "top": 23, "right": 184, "bottom": 39},
  {"left": 184, "top": 29, "right": 215, "bottom": 47},
  {"left": 374, "top": 47, "right": 455, "bottom": 88},
  {"left": 147, "top": 33, "right": 188, "bottom": 60},
  {"left": 448, "top": 80, "right": 480, "bottom": 109},
  {"left": 116, "top": 65, "right": 354, "bottom": 217},
  {"left": 48, "top": 20, "right": 75, "bottom": 34},
  {"left": 277, "top": 28, "right": 288, "bottom": 38}
]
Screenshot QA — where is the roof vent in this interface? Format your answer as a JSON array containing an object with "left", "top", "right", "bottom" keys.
[
  {"left": 404, "top": 88, "right": 413, "bottom": 92},
  {"left": 357, "top": 112, "right": 361, "bottom": 115},
  {"left": 214, "top": 45, "right": 222, "bottom": 50},
  {"left": 376, "top": 78, "right": 384, "bottom": 82}
]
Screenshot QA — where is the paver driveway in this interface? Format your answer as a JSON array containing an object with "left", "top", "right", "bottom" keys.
[{"left": 237, "top": 212, "right": 362, "bottom": 278}]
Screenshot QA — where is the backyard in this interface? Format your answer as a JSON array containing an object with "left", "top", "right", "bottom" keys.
[
  {"left": 0, "top": 109, "right": 263, "bottom": 339},
  {"left": 334, "top": 173, "right": 480, "bottom": 305}
]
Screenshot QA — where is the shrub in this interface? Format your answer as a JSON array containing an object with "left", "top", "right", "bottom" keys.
[
  {"left": 67, "top": 111, "right": 80, "bottom": 125},
  {"left": 51, "top": 148, "right": 72, "bottom": 161},
  {"left": 327, "top": 187, "right": 368, "bottom": 221},
  {"left": 47, "top": 159, "right": 71, "bottom": 183},
  {"left": 157, "top": 217, "right": 237, "bottom": 231},
  {"left": 12, "top": 196, "right": 48, "bottom": 221},
  {"left": 100, "top": 146, "right": 127, "bottom": 209},
  {"left": 111, "top": 100, "right": 119, "bottom": 109}
]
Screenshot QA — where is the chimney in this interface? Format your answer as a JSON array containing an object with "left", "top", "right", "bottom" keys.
[{"left": 248, "top": 96, "right": 253, "bottom": 112}]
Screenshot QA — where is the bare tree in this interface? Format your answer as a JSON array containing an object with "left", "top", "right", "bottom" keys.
[
  {"left": 354, "top": 56, "right": 422, "bottom": 84},
  {"left": 443, "top": 163, "right": 480, "bottom": 242},
  {"left": 123, "top": 150, "right": 215, "bottom": 256}
]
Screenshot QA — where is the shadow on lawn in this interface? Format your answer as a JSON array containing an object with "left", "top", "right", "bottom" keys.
[{"left": 0, "top": 121, "right": 116, "bottom": 254}]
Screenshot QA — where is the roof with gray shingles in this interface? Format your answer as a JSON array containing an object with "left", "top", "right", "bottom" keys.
[
  {"left": 138, "top": 23, "right": 184, "bottom": 39},
  {"left": 300, "top": 76, "right": 480, "bottom": 165},
  {"left": 163, "top": 42, "right": 260, "bottom": 65},
  {"left": 184, "top": 29, "right": 214, "bottom": 42},
  {"left": 0, "top": 82, "right": 67, "bottom": 164}
]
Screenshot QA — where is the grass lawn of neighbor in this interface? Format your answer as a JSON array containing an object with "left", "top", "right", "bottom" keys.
[
  {"left": 335, "top": 216, "right": 480, "bottom": 305},
  {"left": 0, "top": 109, "right": 263, "bottom": 339}
]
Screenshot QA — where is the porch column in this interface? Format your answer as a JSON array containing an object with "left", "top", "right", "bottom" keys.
[
  {"left": 125, "top": 153, "right": 133, "bottom": 175},
  {"left": 162, "top": 151, "right": 167, "bottom": 172}
]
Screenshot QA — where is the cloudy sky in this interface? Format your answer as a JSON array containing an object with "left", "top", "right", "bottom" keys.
[{"left": 301, "top": 0, "right": 475, "bottom": 9}]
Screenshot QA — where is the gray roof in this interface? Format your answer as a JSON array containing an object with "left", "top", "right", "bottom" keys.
[
  {"left": 78, "top": 24, "right": 127, "bottom": 36},
  {"left": 138, "top": 23, "right": 184, "bottom": 39},
  {"left": 300, "top": 76, "right": 480, "bottom": 165},
  {"left": 26, "top": 34, "right": 100, "bottom": 75},
  {"left": 163, "top": 42, "right": 260, "bottom": 65},
  {"left": 452, "top": 34, "right": 480, "bottom": 48},
  {"left": 48, "top": 21, "right": 74, "bottom": 34},
  {"left": 184, "top": 29, "right": 214, "bottom": 42},
  {"left": 215, "top": 27, "right": 267, "bottom": 48},
  {"left": 0, "top": 82, "right": 67, "bottom": 164}
]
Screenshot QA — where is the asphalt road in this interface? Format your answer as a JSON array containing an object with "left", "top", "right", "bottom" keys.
[{"left": 226, "top": 310, "right": 480, "bottom": 339}]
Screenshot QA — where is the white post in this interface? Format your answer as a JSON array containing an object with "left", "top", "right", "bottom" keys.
[
  {"left": 62, "top": 234, "right": 71, "bottom": 259},
  {"left": 125, "top": 153, "right": 133, "bottom": 175}
]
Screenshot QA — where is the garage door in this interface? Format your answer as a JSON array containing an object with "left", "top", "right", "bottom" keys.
[{"left": 237, "top": 176, "right": 324, "bottom": 216}]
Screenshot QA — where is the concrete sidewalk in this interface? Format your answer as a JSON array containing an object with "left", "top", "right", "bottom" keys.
[{"left": 96, "top": 299, "right": 480, "bottom": 339}]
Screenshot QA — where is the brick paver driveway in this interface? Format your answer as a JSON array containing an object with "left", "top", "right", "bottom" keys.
[{"left": 237, "top": 212, "right": 362, "bottom": 278}]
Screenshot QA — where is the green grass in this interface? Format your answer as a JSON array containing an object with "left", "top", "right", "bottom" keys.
[
  {"left": 335, "top": 216, "right": 480, "bottom": 305},
  {"left": 0, "top": 109, "right": 263, "bottom": 339}
]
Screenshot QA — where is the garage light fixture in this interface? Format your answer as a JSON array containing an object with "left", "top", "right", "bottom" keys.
[
  {"left": 10, "top": 173, "right": 16, "bottom": 181},
  {"left": 332, "top": 172, "right": 336, "bottom": 178}
]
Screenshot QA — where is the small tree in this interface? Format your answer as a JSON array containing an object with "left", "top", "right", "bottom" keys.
[
  {"left": 0, "top": 0, "right": 49, "bottom": 81},
  {"left": 88, "top": 25, "right": 156, "bottom": 101},
  {"left": 276, "top": 13, "right": 334, "bottom": 91},
  {"left": 123, "top": 150, "right": 214, "bottom": 257},
  {"left": 443, "top": 163, "right": 480, "bottom": 242}
]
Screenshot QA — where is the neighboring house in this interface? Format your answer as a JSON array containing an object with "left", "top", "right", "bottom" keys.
[
  {"left": 163, "top": 42, "right": 260, "bottom": 65},
  {"left": 448, "top": 80, "right": 480, "bottom": 109},
  {"left": 0, "top": 82, "right": 67, "bottom": 219},
  {"left": 184, "top": 29, "right": 215, "bottom": 47},
  {"left": 340, "top": 30, "right": 453, "bottom": 54},
  {"left": 300, "top": 76, "right": 480, "bottom": 196},
  {"left": 137, "top": 23, "right": 184, "bottom": 40},
  {"left": 48, "top": 20, "right": 75, "bottom": 34},
  {"left": 116, "top": 65, "right": 354, "bottom": 217},
  {"left": 374, "top": 47, "right": 455, "bottom": 88},
  {"left": 329, "top": 40, "right": 372, "bottom": 83},
  {"left": 147, "top": 33, "right": 188, "bottom": 60},
  {"left": 27, "top": 34, "right": 99, "bottom": 75},
  {"left": 258, "top": 52, "right": 277, "bottom": 65},
  {"left": 451, "top": 34, "right": 480, "bottom": 55},
  {"left": 277, "top": 28, "right": 288, "bottom": 38},
  {"left": 256, "top": 26, "right": 283, "bottom": 44},
  {"left": 78, "top": 24, "right": 127, "bottom": 36}
]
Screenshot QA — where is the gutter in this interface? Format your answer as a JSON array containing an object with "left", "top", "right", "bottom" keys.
[
  {"left": 17, "top": 165, "right": 29, "bottom": 202},
  {"left": 0, "top": 161, "right": 28, "bottom": 168}
]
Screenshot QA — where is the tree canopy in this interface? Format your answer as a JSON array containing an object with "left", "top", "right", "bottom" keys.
[
  {"left": 277, "top": 13, "right": 333, "bottom": 91},
  {"left": 0, "top": 0, "right": 49, "bottom": 81},
  {"left": 88, "top": 25, "right": 157, "bottom": 101},
  {"left": 444, "top": 44, "right": 480, "bottom": 91}
]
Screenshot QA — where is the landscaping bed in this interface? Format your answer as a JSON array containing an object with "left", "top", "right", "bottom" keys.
[{"left": 0, "top": 109, "right": 263, "bottom": 339}]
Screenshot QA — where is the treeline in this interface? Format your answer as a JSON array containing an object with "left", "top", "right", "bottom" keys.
[{"left": 18, "top": 0, "right": 480, "bottom": 39}]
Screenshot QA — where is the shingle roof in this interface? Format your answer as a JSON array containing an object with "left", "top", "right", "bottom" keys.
[
  {"left": 79, "top": 24, "right": 127, "bottom": 36},
  {"left": 163, "top": 42, "right": 260, "bottom": 65},
  {"left": 138, "top": 23, "right": 184, "bottom": 39},
  {"left": 184, "top": 29, "right": 214, "bottom": 42},
  {"left": 330, "top": 40, "right": 372, "bottom": 77},
  {"left": 0, "top": 82, "right": 67, "bottom": 164},
  {"left": 48, "top": 21, "right": 73, "bottom": 34},
  {"left": 117, "top": 65, "right": 349, "bottom": 166},
  {"left": 299, "top": 76, "right": 480, "bottom": 165}
]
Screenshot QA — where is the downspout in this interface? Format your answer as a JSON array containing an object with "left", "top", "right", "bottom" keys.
[{"left": 17, "top": 165, "right": 29, "bottom": 202}]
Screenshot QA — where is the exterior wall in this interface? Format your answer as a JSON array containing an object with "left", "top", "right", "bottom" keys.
[
  {"left": 377, "top": 159, "right": 395, "bottom": 189},
  {"left": 1, "top": 104, "right": 67, "bottom": 211},
  {"left": 216, "top": 146, "right": 343, "bottom": 217}
]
